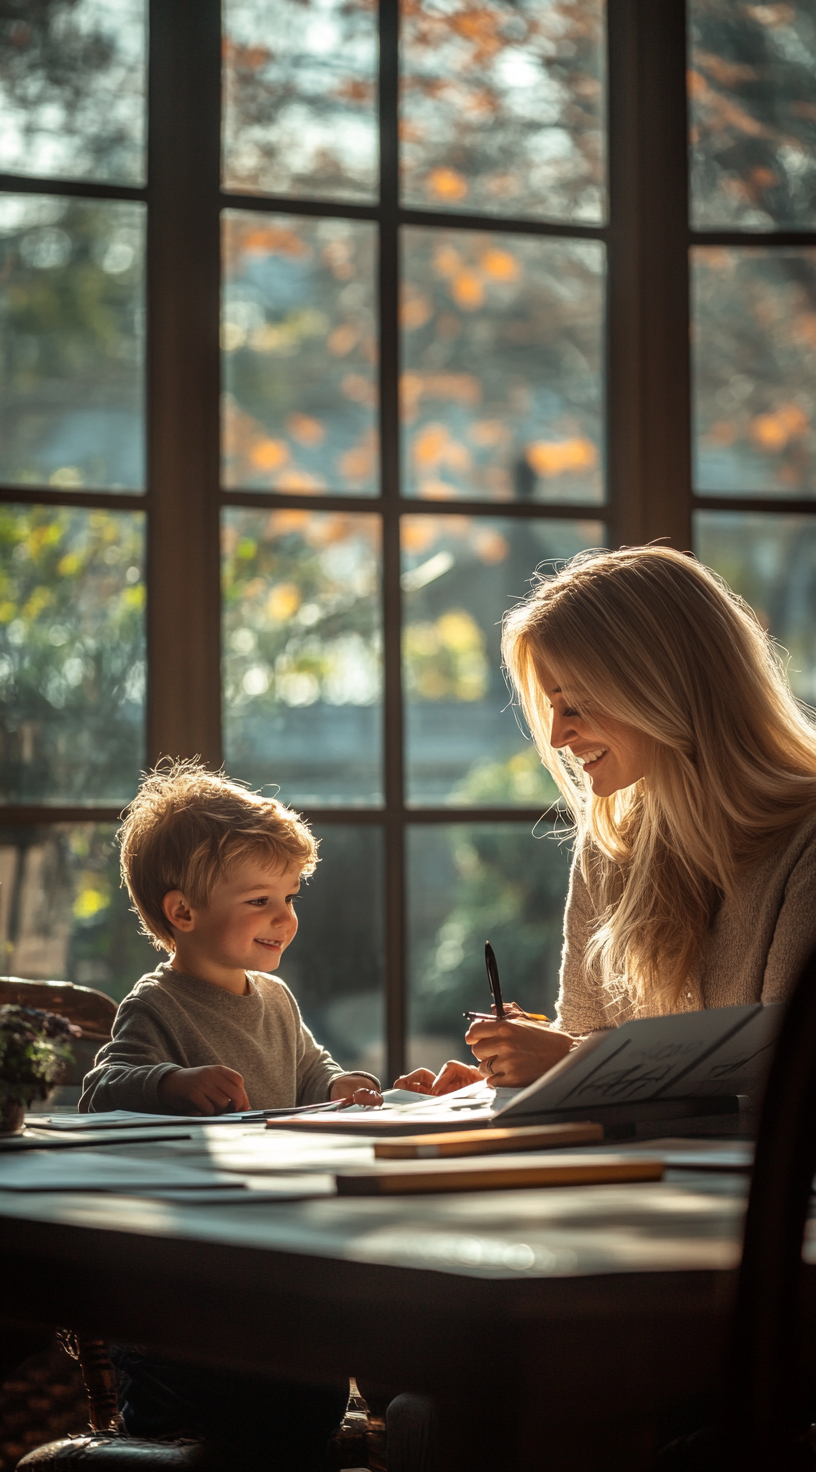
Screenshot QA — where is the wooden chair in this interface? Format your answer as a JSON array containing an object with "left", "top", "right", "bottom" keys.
[
  {"left": 0, "top": 983, "right": 200, "bottom": 1469},
  {"left": 657, "top": 945, "right": 816, "bottom": 1470},
  {"left": 718, "top": 942, "right": 816, "bottom": 1470},
  {"left": 12, "top": 1334, "right": 201, "bottom": 1472}
]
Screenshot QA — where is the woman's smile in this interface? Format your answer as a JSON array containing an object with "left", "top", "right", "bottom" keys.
[{"left": 574, "top": 747, "right": 608, "bottom": 771}]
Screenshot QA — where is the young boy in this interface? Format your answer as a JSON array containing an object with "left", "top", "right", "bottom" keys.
[
  {"left": 80, "top": 759, "right": 381, "bottom": 1115},
  {"left": 80, "top": 761, "right": 376, "bottom": 1462}
]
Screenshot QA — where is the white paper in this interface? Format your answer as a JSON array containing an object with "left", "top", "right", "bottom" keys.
[
  {"left": 0, "top": 1149, "right": 250, "bottom": 1192},
  {"left": 31, "top": 1109, "right": 256, "bottom": 1131}
]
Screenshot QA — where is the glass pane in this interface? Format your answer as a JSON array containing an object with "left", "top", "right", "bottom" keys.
[
  {"left": 402, "top": 514, "right": 603, "bottom": 804},
  {"left": 689, "top": 1, "right": 816, "bottom": 231},
  {"left": 223, "top": 0, "right": 378, "bottom": 203},
  {"left": 0, "top": 507, "right": 146, "bottom": 805},
  {"left": 0, "top": 823, "right": 156, "bottom": 1002},
  {"left": 693, "top": 248, "right": 816, "bottom": 497},
  {"left": 0, "top": 195, "right": 145, "bottom": 492},
  {"left": 278, "top": 825, "right": 385, "bottom": 1076},
  {"left": 0, "top": 0, "right": 146, "bottom": 186},
  {"left": 223, "top": 212, "right": 378, "bottom": 495},
  {"left": 223, "top": 509, "right": 382, "bottom": 804},
  {"left": 402, "top": 229, "right": 604, "bottom": 503},
  {"left": 407, "top": 822, "right": 572, "bottom": 1073},
  {"left": 401, "top": 0, "right": 606, "bottom": 223},
  {"left": 696, "top": 511, "right": 816, "bottom": 704}
]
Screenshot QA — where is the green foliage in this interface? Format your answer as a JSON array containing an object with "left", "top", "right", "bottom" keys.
[
  {"left": 223, "top": 509, "right": 380, "bottom": 713},
  {"left": 0, "top": 195, "right": 145, "bottom": 489},
  {"left": 0, "top": 505, "right": 145, "bottom": 802},
  {"left": 0, "top": 1003, "right": 77, "bottom": 1106},
  {"left": 410, "top": 821, "right": 573, "bottom": 1038}
]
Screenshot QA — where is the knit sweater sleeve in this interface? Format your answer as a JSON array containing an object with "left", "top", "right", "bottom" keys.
[
  {"left": 553, "top": 849, "right": 610, "bottom": 1036},
  {"left": 761, "top": 826, "right": 816, "bottom": 1005},
  {"left": 278, "top": 982, "right": 381, "bottom": 1105},
  {"left": 79, "top": 994, "right": 182, "bottom": 1113}
]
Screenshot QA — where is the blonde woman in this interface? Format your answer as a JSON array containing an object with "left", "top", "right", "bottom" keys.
[{"left": 397, "top": 545, "right": 816, "bottom": 1095}]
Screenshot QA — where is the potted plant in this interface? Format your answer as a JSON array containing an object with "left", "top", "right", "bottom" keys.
[{"left": 0, "top": 1004, "right": 80, "bottom": 1135}]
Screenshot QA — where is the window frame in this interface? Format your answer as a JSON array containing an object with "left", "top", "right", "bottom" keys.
[{"left": 4, "top": 0, "right": 812, "bottom": 1078}]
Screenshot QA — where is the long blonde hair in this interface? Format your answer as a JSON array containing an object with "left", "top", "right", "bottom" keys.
[{"left": 502, "top": 546, "right": 816, "bottom": 1013}]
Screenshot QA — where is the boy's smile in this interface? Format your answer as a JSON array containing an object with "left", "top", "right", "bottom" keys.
[{"left": 163, "top": 857, "right": 302, "bottom": 994}]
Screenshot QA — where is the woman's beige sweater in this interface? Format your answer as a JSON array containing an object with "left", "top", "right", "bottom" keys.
[{"left": 555, "top": 808, "right": 816, "bottom": 1036}]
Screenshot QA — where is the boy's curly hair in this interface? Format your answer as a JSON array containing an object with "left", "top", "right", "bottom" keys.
[{"left": 119, "top": 759, "right": 318, "bottom": 952}]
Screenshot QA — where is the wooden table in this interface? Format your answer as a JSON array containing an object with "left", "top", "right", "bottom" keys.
[{"left": 0, "top": 1126, "right": 768, "bottom": 1471}]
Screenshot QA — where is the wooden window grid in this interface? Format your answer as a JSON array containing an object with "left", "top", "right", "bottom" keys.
[{"left": 2, "top": 0, "right": 815, "bottom": 1077}]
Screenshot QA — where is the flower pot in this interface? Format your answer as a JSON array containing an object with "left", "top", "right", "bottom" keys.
[{"left": 0, "top": 1099, "right": 26, "bottom": 1135}]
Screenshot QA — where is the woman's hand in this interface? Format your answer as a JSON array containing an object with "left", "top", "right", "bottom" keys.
[
  {"left": 464, "top": 1017, "right": 574, "bottom": 1088},
  {"left": 393, "top": 1061, "right": 483, "bottom": 1096}
]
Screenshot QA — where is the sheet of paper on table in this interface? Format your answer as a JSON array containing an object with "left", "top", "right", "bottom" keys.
[{"left": 0, "top": 1146, "right": 335, "bottom": 1202}]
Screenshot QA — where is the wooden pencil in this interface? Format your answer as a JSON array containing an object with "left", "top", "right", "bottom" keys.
[
  {"left": 335, "top": 1153, "right": 664, "bottom": 1196},
  {"left": 374, "top": 1121, "right": 603, "bottom": 1160}
]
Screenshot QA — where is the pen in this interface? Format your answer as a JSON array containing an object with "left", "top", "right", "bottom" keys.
[
  {"left": 462, "top": 1010, "right": 551, "bottom": 1022},
  {"left": 485, "top": 940, "right": 504, "bottom": 1019}
]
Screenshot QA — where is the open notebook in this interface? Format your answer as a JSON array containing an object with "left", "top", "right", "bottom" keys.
[{"left": 494, "top": 1002, "right": 783, "bottom": 1124}]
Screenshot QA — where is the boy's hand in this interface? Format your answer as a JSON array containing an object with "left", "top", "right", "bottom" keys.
[
  {"left": 158, "top": 1065, "right": 251, "bottom": 1116},
  {"left": 330, "top": 1075, "right": 383, "bottom": 1108},
  {"left": 392, "top": 1068, "right": 435, "bottom": 1095},
  {"left": 393, "top": 1061, "right": 483, "bottom": 1096}
]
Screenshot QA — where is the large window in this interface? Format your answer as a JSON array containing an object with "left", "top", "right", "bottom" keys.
[{"left": 2, "top": 1, "right": 813, "bottom": 1080}]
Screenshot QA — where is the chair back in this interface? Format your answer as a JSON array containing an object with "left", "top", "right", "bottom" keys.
[
  {"left": 0, "top": 976, "right": 116, "bottom": 1085},
  {"left": 723, "top": 942, "right": 816, "bottom": 1470}
]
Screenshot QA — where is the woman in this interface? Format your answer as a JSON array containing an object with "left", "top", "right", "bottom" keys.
[{"left": 397, "top": 545, "right": 816, "bottom": 1096}]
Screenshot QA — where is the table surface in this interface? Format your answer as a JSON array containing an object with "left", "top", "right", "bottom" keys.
[{"left": 0, "top": 1121, "right": 779, "bottom": 1472}]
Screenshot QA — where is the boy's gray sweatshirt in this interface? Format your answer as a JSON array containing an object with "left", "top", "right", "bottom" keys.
[{"left": 79, "top": 962, "right": 379, "bottom": 1113}]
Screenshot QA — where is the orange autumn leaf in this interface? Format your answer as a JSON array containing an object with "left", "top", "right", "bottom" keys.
[
  {"left": 401, "top": 519, "right": 439, "bottom": 555},
  {"left": 328, "top": 324, "right": 358, "bottom": 356},
  {"left": 250, "top": 438, "right": 290, "bottom": 471},
  {"left": 751, "top": 405, "right": 809, "bottom": 450},
  {"left": 451, "top": 271, "right": 484, "bottom": 309},
  {"left": 479, "top": 248, "right": 520, "bottom": 282},
  {"left": 413, "top": 424, "right": 450, "bottom": 468},
  {"left": 704, "top": 420, "right": 737, "bottom": 447},
  {"left": 241, "top": 226, "right": 307, "bottom": 257},
  {"left": 286, "top": 413, "right": 325, "bottom": 447},
  {"left": 340, "top": 440, "right": 377, "bottom": 481},
  {"left": 418, "top": 477, "right": 461, "bottom": 500},
  {"left": 401, "top": 373, "right": 424, "bottom": 412},
  {"left": 414, "top": 373, "right": 481, "bottom": 406},
  {"left": 277, "top": 469, "right": 327, "bottom": 493},
  {"left": 266, "top": 583, "right": 301, "bottom": 621},
  {"left": 433, "top": 245, "right": 461, "bottom": 279},
  {"left": 526, "top": 438, "right": 598, "bottom": 477},
  {"left": 427, "top": 167, "right": 468, "bottom": 201},
  {"left": 474, "top": 529, "right": 508, "bottom": 564},
  {"left": 265, "top": 510, "right": 310, "bottom": 538},
  {"left": 401, "top": 292, "right": 433, "bottom": 330}
]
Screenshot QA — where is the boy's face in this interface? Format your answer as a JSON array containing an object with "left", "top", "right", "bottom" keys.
[{"left": 168, "top": 857, "right": 302, "bottom": 976}]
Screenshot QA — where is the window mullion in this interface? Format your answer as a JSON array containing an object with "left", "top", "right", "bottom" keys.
[
  {"left": 146, "top": 0, "right": 223, "bottom": 769},
  {"left": 379, "top": 0, "right": 407, "bottom": 1082},
  {"left": 606, "top": 0, "right": 693, "bottom": 551}
]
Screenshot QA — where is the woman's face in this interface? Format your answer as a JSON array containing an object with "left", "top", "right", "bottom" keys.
[{"left": 536, "top": 659, "right": 653, "bottom": 797}]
